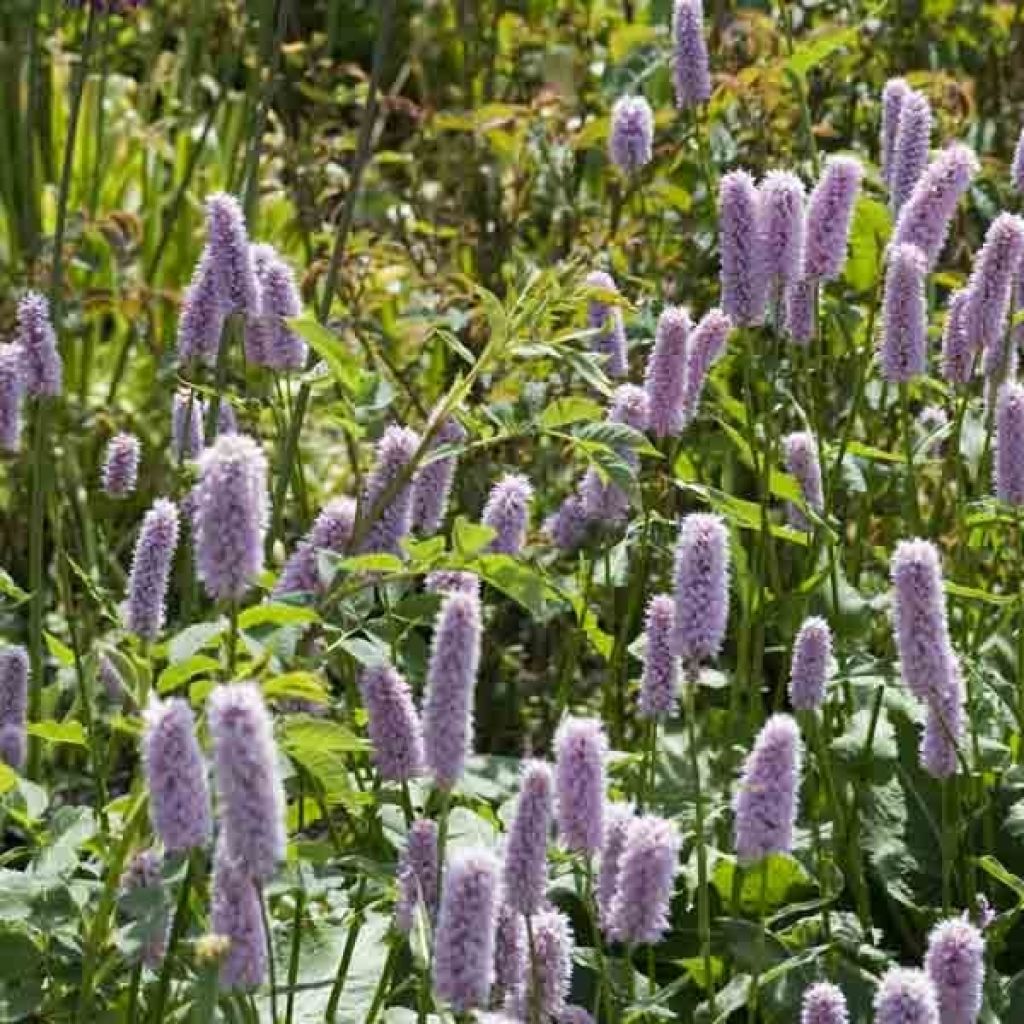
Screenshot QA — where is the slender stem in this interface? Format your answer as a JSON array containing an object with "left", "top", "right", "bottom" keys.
[
  {"left": 524, "top": 913, "right": 541, "bottom": 1024},
  {"left": 748, "top": 859, "right": 769, "bottom": 1024},
  {"left": 227, "top": 601, "right": 239, "bottom": 679},
  {"left": 324, "top": 879, "right": 368, "bottom": 1022},
  {"left": 285, "top": 778, "right": 306, "bottom": 1024},
  {"left": 582, "top": 858, "right": 610, "bottom": 1021},
  {"left": 148, "top": 852, "right": 198, "bottom": 1024},
  {"left": 260, "top": 886, "right": 279, "bottom": 1024},
  {"left": 899, "top": 384, "right": 920, "bottom": 535}
]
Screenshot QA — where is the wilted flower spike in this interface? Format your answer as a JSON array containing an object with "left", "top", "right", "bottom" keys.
[
  {"left": 801, "top": 981, "right": 849, "bottom": 1024},
  {"left": 204, "top": 193, "right": 259, "bottom": 314},
  {"left": 890, "top": 91, "right": 932, "bottom": 213},
  {"left": 358, "top": 662, "right": 425, "bottom": 782},
  {"left": 673, "top": 513, "right": 730, "bottom": 667},
  {"left": 996, "top": 382, "right": 1024, "bottom": 506},
  {"left": 644, "top": 307, "right": 692, "bottom": 439},
  {"left": 607, "top": 815, "right": 681, "bottom": 945},
  {"left": 554, "top": 717, "right": 608, "bottom": 855},
  {"left": 124, "top": 498, "right": 180, "bottom": 641},
  {"left": 733, "top": 713, "right": 803, "bottom": 862},
  {"left": 194, "top": 434, "right": 269, "bottom": 601},
  {"left": 423, "top": 590, "right": 482, "bottom": 789},
  {"left": 396, "top": 819, "right": 439, "bottom": 934},
  {"left": 585, "top": 271, "right": 629, "bottom": 378},
  {"left": 719, "top": 170, "right": 767, "bottom": 326},
  {"left": 509, "top": 910, "right": 573, "bottom": 1021},
  {"left": 881, "top": 78, "right": 912, "bottom": 187},
  {"left": 672, "top": 0, "right": 711, "bottom": 108},
  {"left": 804, "top": 155, "right": 863, "bottom": 280},
  {"left": 248, "top": 244, "right": 307, "bottom": 370},
  {"left": 759, "top": 170, "right": 806, "bottom": 295},
  {"left": 597, "top": 803, "right": 633, "bottom": 930},
  {"left": 432, "top": 847, "right": 500, "bottom": 1012},
  {"left": 609, "top": 95, "right": 654, "bottom": 175},
  {"left": 212, "top": 840, "right": 267, "bottom": 991},
  {"left": 783, "top": 431, "right": 824, "bottom": 530},
  {"left": 789, "top": 616, "right": 832, "bottom": 712},
  {"left": 925, "top": 917, "right": 985, "bottom": 1024},
  {"left": 639, "top": 595, "right": 679, "bottom": 719},
  {"left": 16, "top": 292, "right": 61, "bottom": 398},
  {"left": 873, "top": 967, "right": 940, "bottom": 1024},
  {"left": 483, "top": 473, "right": 533, "bottom": 555},
  {"left": 879, "top": 243, "right": 928, "bottom": 383},
  {"left": 171, "top": 391, "right": 204, "bottom": 461},
  {"left": 503, "top": 760, "right": 553, "bottom": 915},
  {"left": 682, "top": 308, "right": 731, "bottom": 420},
  {"left": 142, "top": 696, "right": 212, "bottom": 853},
  {"left": 967, "top": 214, "right": 1024, "bottom": 374},
  {"left": 102, "top": 433, "right": 141, "bottom": 498},
  {"left": 941, "top": 289, "right": 975, "bottom": 385},
  {"left": 0, "top": 345, "right": 25, "bottom": 453},
  {"left": 177, "top": 253, "right": 227, "bottom": 365},
  {"left": 412, "top": 416, "right": 467, "bottom": 534},
  {"left": 359, "top": 425, "right": 421, "bottom": 555}
]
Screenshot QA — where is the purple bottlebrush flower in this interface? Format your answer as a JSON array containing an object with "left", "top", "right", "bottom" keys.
[
  {"left": 358, "top": 662, "right": 425, "bottom": 782},
  {"left": 424, "top": 569, "right": 480, "bottom": 597},
  {"left": 672, "top": 0, "right": 711, "bottom": 108},
  {"left": 879, "top": 243, "right": 928, "bottom": 383},
  {"left": 502, "top": 760, "right": 553, "bottom": 916},
  {"left": 211, "top": 840, "right": 267, "bottom": 991},
  {"left": 941, "top": 289, "right": 975, "bottom": 385},
  {"left": 432, "top": 847, "right": 500, "bottom": 1012},
  {"left": 0, "top": 645, "right": 28, "bottom": 770},
  {"left": 412, "top": 415, "right": 467, "bottom": 534},
  {"left": 881, "top": 78, "right": 912, "bottom": 187},
  {"left": 997, "top": 382, "right": 1024, "bottom": 505},
  {"left": 608, "top": 95, "right": 654, "bottom": 175},
  {"left": 98, "top": 652, "right": 128, "bottom": 704},
  {"left": 801, "top": 981, "right": 849, "bottom": 1024},
  {"left": 733, "top": 713, "right": 803, "bottom": 863},
  {"left": 783, "top": 430, "right": 824, "bottom": 530},
  {"left": 874, "top": 968, "right": 940, "bottom": 1024},
  {"left": 682, "top": 308, "right": 731, "bottom": 420},
  {"left": 359, "top": 425, "right": 421, "bottom": 555},
  {"left": 890, "top": 90, "right": 932, "bottom": 213},
  {"left": 101, "top": 433, "right": 141, "bottom": 498},
  {"left": 16, "top": 292, "right": 61, "bottom": 397},
  {"left": 644, "top": 306, "right": 692, "bottom": 439},
  {"left": 124, "top": 498, "right": 180, "bottom": 640},
  {"left": 581, "top": 385, "right": 649, "bottom": 523},
  {"left": 925, "top": 918, "right": 985, "bottom": 1024},
  {"left": 789, "top": 616, "right": 833, "bottom": 711},
  {"left": 422, "top": 590, "right": 482, "bottom": 789},
  {"left": 1013, "top": 126, "right": 1024, "bottom": 193},
  {"left": 804, "top": 155, "right": 863, "bottom": 280},
  {"left": 544, "top": 492, "right": 591, "bottom": 552},
  {"left": 247, "top": 244, "right": 306, "bottom": 370},
  {"left": 493, "top": 903, "right": 527, "bottom": 999},
  {"left": 208, "top": 683, "right": 287, "bottom": 882},
  {"left": 597, "top": 802, "right": 634, "bottom": 930},
  {"left": 396, "top": 818, "right": 439, "bottom": 934},
  {"left": 120, "top": 848, "right": 168, "bottom": 969},
  {"left": 509, "top": 909, "right": 573, "bottom": 1021},
  {"left": 0, "top": 726, "right": 24, "bottom": 773},
  {"left": 217, "top": 400, "right": 238, "bottom": 436},
  {"left": 719, "top": 170, "right": 767, "bottom": 327},
  {"left": 0, "top": 344, "right": 24, "bottom": 453},
  {"left": 141, "top": 696, "right": 212, "bottom": 853},
  {"left": 274, "top": 496, "right": 355, "bottom": 597},
  {"left": 177, "top": 253, "right": 227, "bottom": 366},
  {"left": 607, "top": 815, "right": 681, "bottom": 945},
  {"left": 921, "top": 687, "right": 965, "bottom": 779},
  {"left": 585, "top": 271, "right": 629, "bottom": 378},
  {"left": 759, "top": 170, "right": 807, "bottom": 299},
  {"left": 194, "top": 434, "right": 269, "bottom": 602},
  {"left": 554, "top": 717, "right": 608, "bottom": 856},
  {"left": 784, "top": 279, "right": 816, "bottom": 346},
  {"left": 204, "top": 193, "right": 259, "bottom": 314},
  {"left": 893, "top": 144, "right": 979, "bottom": 268},
  {"left": 672, "top": 513, "right": 730, "bottom": 668},
  {"left": 483, "top": 473, "right": 533, "bottom": 555},
  {"left": 966, "top": 213, "right": 1024, "bottom": 374},
  {"left": 639, "top": 595, "right": 680, "bottom": 719},
  {"left": 171, "top": 390, "right": 204, "bottom": 461}
]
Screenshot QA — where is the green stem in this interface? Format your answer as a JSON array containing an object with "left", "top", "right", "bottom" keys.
[
  {"left": 260, "top": 886, "right": 279, "bottom": 1024},
  {"left": 324, "top": 879, "right": 368, "bottom": 1022},
  {"left": 900, "top": 384, "right": 920, "bottom": 535},
  {"left": 748, "top": 859, "right": 769, "bottom": 1024},
  {"left": 148, "top": 852, "right": 198, "bottom": 1024}
]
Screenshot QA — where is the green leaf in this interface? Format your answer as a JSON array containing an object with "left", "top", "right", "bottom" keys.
[
  {"left": 26, "top": 721, "right": 86, "bottom": 747},
  {"left": 44, "top": 633, "right": 74, "bottom": 669},
  {"left": 338, "top": 553, "right": 406, "bottom": 575},
  {"left": 977, "top": 854, "right": 1024, "bottom": 901},
  {"left": 157, "top": 654, "right": 221, "bottom": 694},
  {"left": 0, "top": 764, "right": 16, "bottom": 797},
  {"left": 0, "top": 571, "right": 29, "bottom": 607},
  {"left": 844, "top": 197, "right": 892, "bottom": 293},
  {"left": 473, "top": 554, "right": 559, "bottom": 617},
  {"left": 453, "top": 516, "right": 496, "bottom": 557},
  {"left": 784, "top": 26, "right": 857, "bottom": 78},
  {"left": 238, "top": 602, "right": 322, "bottom": 630},
  {"left": 711, "top": 853, "right": 814, "bottom": 915},
  {"left": 168, "top": 620, "right": 227, "bottom": 664},
  {"left": 539, "top": 395, "right": 605, "bottom": 430},
  {"left": 288, "top": 318, "right": 370, "bottom": 398},
  {"left": 282, "top": 718, "right": 369, "bottom": 814},
  {"left": 262, "top": 672, "right": 329, "bottom": 704}
]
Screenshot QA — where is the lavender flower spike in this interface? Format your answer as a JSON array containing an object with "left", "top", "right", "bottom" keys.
[
  {"left": 545, "top": 492, "right": 590, "bottom": 553},
  {"left": 874, "top": 968, "right": 940, "bottom": 1024},
  {"left": 672, "top": 0, "right": 712, "bottom": 108},
  {"left": 584, "top": 271, "right": 629, "bottom": 378},
  {"left": 597, "top": 803, "right": 634, "bottom": 929},
  {"left": 881, "top": 78, "right": 912, "bottom": 187},
  {"left": 784, "top": 279, "right": 816, "bottom": 346},
  {"left": 16, "top": 292, "right": 61, "bottom": 397},
  {"left": 274, "top": 496, "right": 355, "bottom": 597},
  {"left": 925, "top": 917, "right": 985, "bottom": 1024},
  {"left": 211, "top": 840, "right": 268, "bottom": 991},
  {"left": 607, "top": 815, "right": 681, "bottom": 945},
  {"left": 554, "top": 717, "right": 608, "bottom": 855},
  {"left": 171, "top": 390, "right": 204, "bottom": 461},
  {"left": 141, "top": 696, "right": 212, "bottom": 852},
  {"left": 204, "top": 193, "right": 259, "bottom": 314},
  {"left": 1014, "top": 125, "right": 1024, "bottom": 193},
  {"left": 673, "top": 513, "right": 730, "bottom": 669},
  {"left": 783, "top": 430, "right": 824, "bottom": 530},
  {"left": 0, "top": 344, "right": 24, "bottom": 453},
  {"left": 996, "top": 382, "right": 1024, "bottom": 505},
  {"left": 581, "top": 384, "right": 649, "bottom": 523},
  {"left": 432, "top": 847, "right": 500, "bottom": 1012},
  {"left": 719, "top": 170, "right": 767, "bottom": 327},
  {"left": 177, "top": 253, "right": 226, "bottom": 365},
  {"left": 509, "top": 909, "right": 573, "bottom": 1021},
  {"left": 644, "top": 306, "right": 692, "bottom": 439},
  {"left": 483, "top": 473, "right": 533, "bottom": 555},
  {"left": 396, "top": 818, "right": 439, "bottom": 934},
  {"left": 101, "top": 433, "right": 141, "bottom": 498},
  {"left": 890, "top": 90, "right": 932, "bottom": 213},
  {"left": 422, "top": 590, "right": 482, "bottom": 789},
  {"left": 503, "top": 760, "right": 553, "bottom": 915},
  {"left": 804, "top": 155, "right": 863, "bottom": 280},
  {"left": 801, "top": 981, "right": 849, "bottom": 1024},
  {"left": 248, "top": 244, "right": 306, "bottom": 370},
  {"left": 609, "top": 95, "right": 655, "bottom": 175},
  {"left": 357, "top": 662, "right": 425, "bottom": 782},
  {"left": 789, "top": 616, "right": 833, "bottom": 712},
  {"left": 682, "top": 308, "right": 731, "bottom": 421},
  {"left": 967, "top": 213, "right": 1024, "bottom": 374},
  {"left": 759, "top": 170, "right": 806, "bottom": 297},
  {"left": 0, "top": 645, "right": 28, "bottom": 770},
  {"left": 941, "top": 289, "right": 975, "bottom": 385},
  {"left": 879, "top": 243, "right": 928, "bottom": 383},
  {"left": 639, "top": 595, "right": 680, "bottom": 719},
  {"left": 359, "top": 425, "right": 421, "bottom": 555},
  {"left": 124, "top": 498, "right": 180, "bottom": 640},
  {"left": 493, "top": 903, "right": 527, "bottom": 1000},
  {"left": 194, "top": 434, "right": 269, "bottom": 602},
  {"left": 733, "top": 713, "right": 803, "bottom": 862},
  {"left": 411, "top": 415, "right": 467, "bottom": 534}
]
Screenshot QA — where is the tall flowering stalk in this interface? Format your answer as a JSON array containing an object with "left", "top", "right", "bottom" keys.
[
  {"left": 672, "top": 513, "right": 730, "bottom": 676},
  {"left": 672, "top": 0, "right": 711, "bottom": 108},
  {"left": 0, "top": 646, "right": 29, "bottom": 771},
  {"left": 889, "top": 90, "right": 931, "bottom": 213},
  {"left": 123, "top": 499, "right": 180, "bottom": 642},
  {"left": 966, "top": 213, "right": 1024, "bottom": 379},
  {"left": 554, "top": 717, "right": 608, "bottom": 857},
  {"left": 503, "top": 761, "right": 553, "bottom": 917},
  {"left": 644, "top": 307, "right": 692, "bottom": 438},
  {"left": 358, "top": 663, "right": 425, "bottom": 783},
  {"left": 584, "top": 271, "right": 629, "bottom": 378},
  {"left": 483, "top": 473, "right": 533, "bottom": 555},
  {"left": 411, "top": 415, "right": 467, "bottom": 535},
  {"left": 719, "top": 170, "right": 767, "bottom": 326},
  {"left": 358, "top": 425, "right": 421, "bottom": 555},
  {"left": 925, "top": 918, "right": 985, "bottom": 1024},
  {"left": 880, "top": 78, "right": 912, "bottom": 188},
  {"left": 608, "top": 95, "right": 654, "bottom": 176}
]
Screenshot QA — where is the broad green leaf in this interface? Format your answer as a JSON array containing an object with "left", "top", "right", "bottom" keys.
[
  {"left": 453, "top": 516, "right": 496, "bottom": 557},
  {"left": 784, "top": 26, "right": 857, "bottom": 78},
  {"left": 711, "top": 853, "right": 814, "bottom": 915},
  {"left": 338, "top": 553, "right": 405, "bottom": 575},
  {"left": 26, "top": 721, "right": 86, "bottom": 747},
  {"left": 238, "top": 602, "right": 321, "bottom": 630},
  {"left": 44, "top": 633, "right": 74, "bottom": 668},
  {"left": 157, "top": 654, "right": 221, "bottom": 694},
  {"left": 539, "top": 396, "right": 605, "bottom": 430},
  {"left": 0, "top": 571, "right": 29, "bottom": 607},
  {"left": 844, "top": 197, "right": 892, "bottom": 293},
  {"left": 168, "top": 620, "right": 227, "bottom": 664},
  {"left": 262, "top": 672, "right": 329, "bottom": 704}
]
